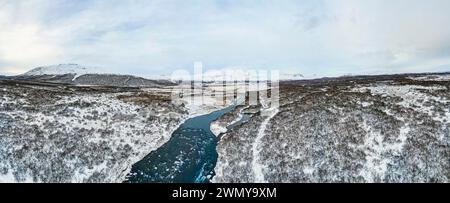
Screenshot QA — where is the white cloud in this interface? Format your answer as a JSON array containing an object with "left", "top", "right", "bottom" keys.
[{"left": 0, "top": 0, "right": 449, "bottom": 76}]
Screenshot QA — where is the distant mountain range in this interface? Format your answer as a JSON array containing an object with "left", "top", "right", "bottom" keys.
[
  {"left": 149, "top": 69, "right": 306, "bottom": 82},
  {"left": 10, "top": 64, "right": 309, "bottom": 85},
  {"left": 0, "top": 64, "right": 345, "bottom": 88}
]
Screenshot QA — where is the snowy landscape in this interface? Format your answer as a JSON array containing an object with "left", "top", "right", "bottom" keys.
[
  {"left": 213, "top": 73, "right": 450, "bottom": 183},
  {"left": 0, "top": 64, "right": 448, "bottom": 183},
  {"left": 0, "top": 67, "right": 186, "bottom": 182}
]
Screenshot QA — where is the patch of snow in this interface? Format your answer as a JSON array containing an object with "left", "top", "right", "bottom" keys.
[
  {"left": 71, "top": 161, "right": 109, "bottom": 183},
  {"left": 353, "top": 85, "right": 449, "bottom": 119},
  {"left": 210, "top": 123, "right": 227, "bottom": 136},
  {"left": 409, "top": 74, "right": 450, "bottom": 81},
  {"left": 303, "top": 166, "right": 315, "bottom": 175},
  {"left": 210, "top": 105, "right": 246, "bottom": 137},
  {"left": 360, "top": 101, "right": 372, "bottom": 107},
  {"left": 175, "top": 85, "right": 242, "bottom": 118},
  {"left": 227, "top": 110, "right": 244, "bottom": 126},
  {"left": 358, "top": 120, "right": 389, "bottom": 182},
  {"left": 251, "top": 95, "right": 279, "bottom": 183},
  {"left": 0, "top": 171, "right": 17, "bottom": 183},
  {"left": 357, "top": 118, "right": 410, "bottom": 182},
  {"left": 0, "top": 167, "right": 35, "bottom": 183}
]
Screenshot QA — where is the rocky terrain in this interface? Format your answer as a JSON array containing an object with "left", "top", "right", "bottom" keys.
[
  {"left": 213, "top": 73, "right": 450, "bottom": 183},
  {"left": 0, "top": 79, "right": 189, "bottom": 182}
]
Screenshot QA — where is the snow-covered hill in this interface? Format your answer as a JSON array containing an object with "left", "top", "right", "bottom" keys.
[
  {"left": 17, "top": 64, "right": 171, "bottom": 87},
  {"left": 22, "top": 64, "right": 98, "bottom": 80}
]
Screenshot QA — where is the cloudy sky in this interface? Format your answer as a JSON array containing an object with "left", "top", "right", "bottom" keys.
[{"left": 1, "top": 0, "right": 450, "bottom": 77}]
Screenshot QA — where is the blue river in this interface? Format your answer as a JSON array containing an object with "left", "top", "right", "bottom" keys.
[{"left": 124, "top": 104, "right": 237, "bottom": 183}]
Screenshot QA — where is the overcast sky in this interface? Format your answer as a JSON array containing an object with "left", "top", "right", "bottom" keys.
[{"left": 1, "top": 0, "right": 450, "bottom": 77}]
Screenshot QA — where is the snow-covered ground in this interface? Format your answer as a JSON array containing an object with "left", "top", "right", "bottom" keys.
[
  {"left": 210, "top": 122, "right": 228, "bottom": 136},
  {"left": 213, "top": 74, "right": 450, "bottom": 183},
  {"left": 0, "top": 79, "right": 241, "bottom": 183},
  {"left": 353, "top": 85, "right": 450, "bottom": 124},
  {"left": 1, "top": 72, "right": 449, "bottom": 183},
  {"left": 408, "top": 74, "right": 450, "bottom": 82},
  {"left": 0, "top": 83, "right": 189, "bottom": 183},
  {"left": 210, "top": 105, "right": 247, "bottom": 137},
  {"left": 251, "top": 106, "right": 278, "bottom": 183}
]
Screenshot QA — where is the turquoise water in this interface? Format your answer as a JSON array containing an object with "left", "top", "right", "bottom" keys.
[{"left": 124, "top": 105, "right": 236, "bottom": 183}]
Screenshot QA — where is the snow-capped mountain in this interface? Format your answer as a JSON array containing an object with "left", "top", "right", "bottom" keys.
[
  {"left": 279, "top": 73, "right": 305, "bottom": 81},
  {"left": 17, "top": 64, "right": 171, "bottom": 87},
  {"left": 22, "top": 64, "right": 99, "bottom": 80},
  {"left": 152, "top": 69, "right": 306, "bottom": 82}
]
